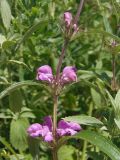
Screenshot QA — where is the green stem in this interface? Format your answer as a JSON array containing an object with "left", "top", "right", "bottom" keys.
[
  {"left": 111, "top": 54, "right": 116, "bottom": 90},
  {"left": 81, "top": 141, "right": 87, "bottom": 160},
  {"left": 53, "top": 94, "right": 58, "bottom": 140},
  {"left": 52, "top": 147, "right": 58, "bottom": 160},
  {"left": 81, "top": 103, "right": 93, "bottom": 160}
]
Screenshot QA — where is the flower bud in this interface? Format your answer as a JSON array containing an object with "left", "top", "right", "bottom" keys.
[
  {"left": 36, "top": 65, "right": 53, "bottom": 83},
  {"left": 73, "top": 23, "right": 79, "bottom": 32},
  {"left": 64, "top": 12, "right": 72, "bottom": 27},
  {"left": 61, "top": 66, "right": 77, "bottom": 84}
]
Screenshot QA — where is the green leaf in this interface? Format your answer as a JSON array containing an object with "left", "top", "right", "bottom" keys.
[
  {"left": 63, "top": 115, "right": 103, "bottom": 126},
  {"left": 10, "top": 118, "right": 29, "bottom": 151},
  {"left": 9, "top": 90, "right": 23, "bottom": 113},
  {"left": 0, "top": 34, "right": 6, "bottom": 47},
  {"left": 0, "top": 113, "right": 12, "bottom": 119},
  {"left": 58, "top": 145, "right": 76, "bottom": 160},
  {"left": 0, "top": 0, "right": 12, "bottom": 29},
  {"left": 15, "top": 19, "right": 48, "bottom": 51},
  {"left": 72, "top": 29, "right": 120, "bottom": 43},
  {"left": 2, "top": 41, "right": 15, "bottom": 49},
  {"left": 10, "top": 154, "right": 24, "bottom": 160},
  {"left": 28, "top": 137, "right": 40, "bottom": 159},
  {"left": 114, "top": 119, "right": 120, "bottom": 130},
  {"left": 8, "top": 60, "right": 32, "bottom": 71},
  {"left": 20, "top": 112, "right": 36, "bottom": 118},
  {"left": 103, "top": 16, "right": 112, "bottom": 34},
  {"left": 115, "top": 90, "right": 120, "bottom": 119},
  {"left": 66, "top": 130, "right": 120, "bottom": 160},
  {"left": 0, "top": 81, "right": 48, "bottom": 100},
  {"left": 91, "top": 88, "right": 102, "bottom": 108},
  {"left": 106, "top": 90, "right": 116, "bottom": 110},
  {"left": 0, "top": 136, "right": 19, "bottom": 160}
]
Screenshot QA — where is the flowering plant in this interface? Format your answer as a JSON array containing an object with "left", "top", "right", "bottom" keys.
[{"left": 27, "top": 1, "right": 85, "bottom": 159}]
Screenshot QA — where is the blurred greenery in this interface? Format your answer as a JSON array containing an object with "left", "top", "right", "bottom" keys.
[{"left": 0, "top": 0, "right": 120, "bottom": 159}]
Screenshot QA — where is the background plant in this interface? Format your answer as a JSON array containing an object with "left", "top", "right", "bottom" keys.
[{"left": 0, "top": 0, "right": 120, "bottom": 160}]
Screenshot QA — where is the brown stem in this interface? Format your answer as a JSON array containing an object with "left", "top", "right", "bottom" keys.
[
  {"left": 56, "top": 39, "right": 69, "bottom": 82},
  {"left": 52, "top": 1, "right": 85, "bottom": 160},
  {"left": 74, "top": 0, "right": 85, "bottom": 25},
  {"left": 53, "top": 94, "right": 58, "bottom": 140},
  {"left": 52, "top": 147, "right": 58, "bottom": 160}
]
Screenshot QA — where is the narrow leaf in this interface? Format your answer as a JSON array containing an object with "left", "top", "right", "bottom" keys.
[
  {"left": 106, "top": 90, "right": 116, "bottom": 110},
  {"left": 8, "top": 60, "right": 31, "bottom": 71},
  {"left": 64, "top": 115, "right": 103, "bottom": 126},
  {"left": 115, "top": 90, "right": 120, "bottom": 119},
  {"left": 15, "top": 19, "right": 48, "bottom": 51},
  {"left": 0, "top": 81, "right": 48, "bottom": 100},
  {"left": 63, "top": 130, "right": 120, "bottom": 160},
  {"left": 0, "top": 0, "right": 12, "bottom": 29}
]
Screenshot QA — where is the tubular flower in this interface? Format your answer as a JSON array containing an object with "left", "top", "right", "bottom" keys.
[
  {"left": 57, "top": 120, "right": 82, "bottom": 136},
  {"left": 60, "top": 66, "right": 77, "bottom": 84},
  {"left": 27, "top": 123, "right": 43, "bottom": 137},
  {"left": 64, "top": 12, "right": 72, "bottom": 27},
  {"left": 27, "top": 116, "right": 81, "bottom": 142},
  {"left": 27, "top": 116, "right": 53, "bottom": 142},
  {"left": 36, "top": 65, "right": 53, "bottom": 83}
]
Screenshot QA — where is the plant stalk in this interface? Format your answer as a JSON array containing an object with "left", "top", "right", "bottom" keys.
[
  {"left": 52, "top": 1, "right": 85, "bottom": 160},
  {"left": 111, "top": 54, "right": 116, "bottom": 90},
  {"left": 74, "top": 0, "right": 85, "bottom": 25},
  {"left": 52, "top": 147, "right": 58, "bottom": 160},
  {"left": 81, "top": 102, "right": 93, "bottom": 160},
  {"left": 56, "top": 39, "right": 69, "bottom": 82},
  {"left": 53, "top": 94, "right": 58, "bottom": 140}
]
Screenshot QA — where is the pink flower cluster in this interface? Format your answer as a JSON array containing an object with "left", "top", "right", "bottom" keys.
[
  {"left": 27, "top": 116, "right": 82, "bottom": 142},
  {"left": 36, "top": 65, "right": 77, "bottom": 85},
  {"left": 64, "top": 12, "right": 78, "bottom": 32}
]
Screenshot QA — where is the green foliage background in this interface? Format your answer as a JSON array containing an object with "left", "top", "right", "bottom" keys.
[{"left": 0, "top": 0, "right": 120, "bottom": 159}]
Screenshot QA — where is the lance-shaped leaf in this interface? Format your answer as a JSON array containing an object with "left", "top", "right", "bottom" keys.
[
  {"left": 59, "top": 130, "right": 120, "bottom": 160},
  {"left": 63, "top": 115, "right": 103, "bottom": 126},
  {"left": 0, "top": 81, "right": 49, "bottom": 100},
  {"left": 0, "top": 0, "right": 12, "bottom": 29}
]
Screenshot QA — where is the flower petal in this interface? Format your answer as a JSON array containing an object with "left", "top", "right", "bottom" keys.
[{"left": 43, "top": 116, "right": 52, "bottom": 131}]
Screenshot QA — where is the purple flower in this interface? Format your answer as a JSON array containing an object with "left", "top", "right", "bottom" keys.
[
  {"left": 64, "top": 12, "right": 72, "bottom": 27},
  {"left": 27, "top": 117, "right": 53, "bottom": 142},
  {"left": 42, "top": 116, "right": 53, "bottom": 142},
  {"left": 61, "top": 66, "right": 77, "bottom": 84},
  {"left": 36, "top": 65, "right": 53, "bottom": 83},
  {"left": 57, "top": 120, "right": 81, "bottom": 136},
  {"left": 44, "top": 132, "right": 53, "bottom": 142},
  {"left": 27, "top": 116, "right": 81, "bottom": 142},
  {"left": 43, "top": 116, "right": 52, "bottom": 131},
  {"left": 27, "top": 123, "right": 43, "bottom": 137}
]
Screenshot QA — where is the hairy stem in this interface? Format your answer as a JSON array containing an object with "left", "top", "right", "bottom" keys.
[
  {"left": 52, "top": 147, "right": 58, "bottom": 160},
  {"left": 74, "top": 0, "right": 85, "bottom": 25},
  {"left": 56, "top": 39, "right": 69, "bottom": 82},
  {"left": 81, "top": 102, "right": 93, "bottom": 160},
  {"left": 53, "top": 94, "right": 58, "bottom": 140},
  {"left": 52, "top": 1, "right": 85, "bottom": 160}
]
